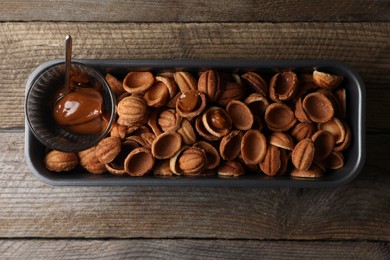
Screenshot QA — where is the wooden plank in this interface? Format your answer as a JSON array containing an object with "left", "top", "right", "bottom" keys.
[
  {"left": 0, "top": 131, "right": 389, "bottom": 239},
  {"left": 0, "top": 22, "right": 389, "bottom": 129},
  {"left": 0, "top": 239, "right": 388, "bottom": 259},
  {"left": 0, "top": 0, "right": 389, "bottom": 22}
]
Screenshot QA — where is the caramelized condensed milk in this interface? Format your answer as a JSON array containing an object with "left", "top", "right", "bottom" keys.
[
  {"left": 177, "top": 90, "right": 201, "bottom": 112},
  {"left": 52, "top": 77, "right": 105, "bottom": 135}
]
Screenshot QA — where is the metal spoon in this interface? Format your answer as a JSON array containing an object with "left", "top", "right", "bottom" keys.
[
  {"left": 52, "top": 35, "right": 73, "bottom": 106},
  {"left": 64, "top": 34, "right": 72, "bottom": 92}
]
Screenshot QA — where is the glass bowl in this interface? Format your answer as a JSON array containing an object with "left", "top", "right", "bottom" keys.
[{"left": 25, "top": 62, "right": 116, "bottom": 152}]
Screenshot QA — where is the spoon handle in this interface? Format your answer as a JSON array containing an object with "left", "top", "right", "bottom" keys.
[{"left": 65, "top": 35, "right": 72, "bottom": 90}]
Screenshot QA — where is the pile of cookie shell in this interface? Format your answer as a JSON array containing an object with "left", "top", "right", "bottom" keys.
[{"left": 44, "top": 68, "right": 351, "bottom": 179}]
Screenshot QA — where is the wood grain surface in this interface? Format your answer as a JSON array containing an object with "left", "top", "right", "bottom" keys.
[
  {"left": 0, "top": 2, "right": 389, "bottom": 257},
  {"left": 0, "top": 239, "right": 388, "bottom": 259},
  {"left": 1, "top": 22, "right": 389, "bottom": 130},
  {"left": 0, "top": 131, "right": 389, "bottom": 239},
  {"left": 0, "top": 0, "right": 389, "bottom": 22}
]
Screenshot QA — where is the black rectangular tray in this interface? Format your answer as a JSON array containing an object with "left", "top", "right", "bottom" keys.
[{"left": 25, "top": 59, "right": 366, "bottom": 187}]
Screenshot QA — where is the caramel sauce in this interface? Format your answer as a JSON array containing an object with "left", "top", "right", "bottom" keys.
[
  {"left": 53, "top": 87, "right": 104, "bottom": 135},
  {"left": 178, "top": 91, "right": 200, "bottom": 112},
  {"left": 210, "top": 109, "right": 229, "bottom": 129}
]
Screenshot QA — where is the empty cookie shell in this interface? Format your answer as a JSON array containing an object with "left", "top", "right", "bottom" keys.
[
  {"left": 226, "top": 100, "right": 254, "bottom": 130},
  {"left": 106, "top": 139, "right": 142, "bottom": 175},
  {"left": 268, "top": 132, "right": 295, "bottom": 150},
  {"left": 110, "top": 122, "right": 128, "bottom": 140},
  {"left": 122, "top": 137, "right": 143, "bottom": 151},
  {"left": 155, "top": 75, "right": 178, "bottom": 98},
  {"left": 148, "top": 109, "right": 163, "bottom": 136},
  {"left": 252, "top": 116, "right": 264, "bottom": 132},
  {"left": 124, "top": 135, "right": 147, "bottom": 148},
  {"left": 334, "top": 87, "right": 347, "bottom": 118},
  {"left": 334, "top": 121, "right": 351, "bottom": 151},
  {"left": 302, "top": 92, "right": 335, "bottom": 123},
  {"left": 324, "top": 151, "right": 344, "bottom": 170},
  {"left": 313, "top": 70, "right": 344, "bottom": 90},
  {"left": 143, "top": 81, "right": 170, "bottom": 108},
  {"left": 241, "top": 129, "right": 267, "bottom": 165},
  {"left": 311, "top": 130, "right": 335, "bottom": 161},
  {"left": 106, "top": 73, "right": 125, "bottom": 95},
  {"left": 151, "top": 131, "right": 182, "bottom": 159},
  {"left": 124, "top": 147, "right": 154, "bottom": 176},
  {"left": 318, "top": 117, "right": 346, "bottom": 144},
  {"left": 244, "top": 93, "right": 269, "bottom": 117},
  {"left": 105, "top": 163, "right": 126, "bottom": 176},
  {"left": 265, "top": 103, "right": 297, "bottom": 132},
  {"left": 129, "top": 125, "right": 152, "bottom": 136},
  {"left": 195, "top": 116, "right": 221, "bottom": 141},
  {"left": 237, "top": 153, "right": 260, "bottom": 172},
  {"left": 219, "top": 130, "right": 243, "bottom": 161},
  {"left": 193, "top": 141, "right": 221, "bottom": 170},
  {"left": 202, "top": 107, "right": 232, "bottom": 138},
  {"left": 232, "top": 74, "right": 242, "bottom": 86},
  {"left": 140, "top": 132, "right": 156, "bottom": 150},
  {"left": 313, "top": 160, "right": 326, "bottom": 173},
  {"left": 294, "top": 97, "right": 311, "bottom": 123},
  {"left": 217, "top": 160, "right": 245, "bottom": 178},
  {"left": 123, "top": 71, "right": 154, "bottom": 94},
  {"left": 176, "top": 90, "right": 207, "bottom": 118},
  {"left": 317, "top": 89, "right": 339, "bottom": 108},
  {"left": 269, "top": 71, "right": 298, "bottom": 102}
]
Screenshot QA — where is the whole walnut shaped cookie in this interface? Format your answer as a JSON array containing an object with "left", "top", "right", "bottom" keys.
[
  {"left": 117, "top": 95, "right": 148, "bottom": 127},
  {"left": 292, "top": 138, "right": 315, "bottom": 171},
  {"left": 197, "top": 70, "right": 224, "bottom": 102},
  {"left": 44, "top": 150, "right": 78, "bottom": 172},
  {"left": 95, "top": 137, "right": 122, "bottom": 164},
  {"left": 170, "top": 146, "right": 207, "bottom": 175},
  {"left": 78, "top": 146, "right": 107, "bottom": 174}
]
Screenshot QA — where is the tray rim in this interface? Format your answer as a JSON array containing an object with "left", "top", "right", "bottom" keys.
[{"left": 24, "top": 59, "right": 366, "bottom": 188}]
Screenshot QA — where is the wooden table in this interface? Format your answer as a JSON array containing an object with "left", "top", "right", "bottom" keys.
[{"left": 0, "top": 1, "right": 389, "bottom": 258}]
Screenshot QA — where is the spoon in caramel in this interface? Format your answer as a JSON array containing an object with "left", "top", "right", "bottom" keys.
[
  {"left": 52, "top": 35, "right": 105, "bottom": 135},
  {"left": 51, "top": 35, "right": 73, "bottom": 105},
  {"left": 64, "top": 35, "right": 72, "bottom": 93}
]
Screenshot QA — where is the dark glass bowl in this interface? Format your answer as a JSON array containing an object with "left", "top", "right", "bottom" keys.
[{"left": 25, "top": 62, "right": 116, "bottom": 152}]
